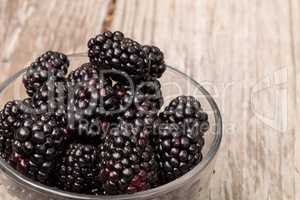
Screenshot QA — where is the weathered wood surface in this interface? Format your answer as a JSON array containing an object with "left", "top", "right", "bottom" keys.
[{"left": 0, "top": 0, "right": 299, "bottom": 199}]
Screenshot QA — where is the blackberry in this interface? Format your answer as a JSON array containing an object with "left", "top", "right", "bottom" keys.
[
  {"left": 134, "top": 79, "right": 163, "bottom": 115},
  {"left": 32, "top": 81, "right": 68, "bottom": 124},
  {"left": 142, "top": 46, "right": 166, "bottom": 79},
  {"left": 88, "top": 31, "right": 166, "bottom": 82},
  {"left": 156, "top": 96, "right": 210, "bottom": 183},
  {"left": 99, "top": 122, "right": 159, "bottom": 194},
  {"left": 12, "top": 114, "right": 68, "bottom": 185},
  {"left": 159, "top": 96, "right": 209, "bottom": 130},
  {"left": 111, "top": 80, "right": 163, "bottom": 147},
  {"left": 88, "top": 31, "right": 123, "bottom": 68},
  {"left": 67, "top": 77, "right": 114, "bottom": 143},
  {"left": 0, "top": 121, "right": 13, "bottom": 160},
  {"left": 0, "top": 100, "right": 28, "bottom": 129},
  {"left": 68, "top": 77, "right": 114, "bottom": 117},
  {"left": 156, "top": 123, "right": 204, "bottom": 183},
  {"left": 23, "top": 51, "right": 69, "bottom": 96},
  {"left": 113, "top": 37, "right": 150, "bottom": 81},
  {"left": 67, "top": 63, "right": 100, "bottom": 84},
  {"left": 113, "top": 79, "right": 163, "bottom": 120},
  {"left": 111, "top": 82, "right": 134, "bottom": 115},
  {"left": 0, "top": 100, "right": 32, "bottom": 160},
  {"left": 57, "top": 143, "right": 101, "bottom": 194}
]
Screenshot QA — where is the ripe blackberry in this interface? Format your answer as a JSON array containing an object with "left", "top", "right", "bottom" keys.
[
  {"left": 12, "top": 114, "right": 68, "bottom": 185},
  {"left": 67, "top": 77, "right": 114, "bottom": 143},
  {"left": 99, "top": 122, "right": 159, "bottom": 194},
  {"left": 142, "top": 45, "right": 166, "bottom": 79},
  {"left": 111, "top": 82, "right": 134, "bottom": 115},
  {"left": 156, "top": 123, "right": 205, "bottom": 183},
  {"left": 88, "top": 31, "right": 147, "bottom": 82},
  {"left": 68, "top": 77, "right": 114, "bottom": 117},
  {"left": 0, "top": 100, "right": 32, "bottom": 160},
  {"left": 156, "top": 96, "right": 210, "bottom": 183},
  {"left": 23, "top": 51, "right": 69, "bottom": 96},
  {"left": 88, "top": 31, "right": 166, "bottom": 82},
  {"left": 0, "top": 100, "right": 28, "bottom": 129},
  {"left": 111, "top": 80, "right": 163, "bottom": 146},
  {"left": 32, "top": 81, "right": 68, "bottom": 123},
  {"left": 67, "top": 63, "right": 100, "bottom": 84},
  {"left": 0, "top": 122, "right": 13, "bottom": 160},
  {"left": 57, "top": 143, "right": 101, "bottom": 194},
  {"left": 134, "top": 79, "right": 163, "bottom": 114},
  {"left": 159, "top": 96, "right": 209, "bottom": 131},
  {"left": 113, "top": 79, "right": 163, "bottom": 120},
  {"left": 88, "top": 31, "right": 123, "bottom": 68},
  {"left": 114, "top": 37, "right": 150, "bottom": 81}
]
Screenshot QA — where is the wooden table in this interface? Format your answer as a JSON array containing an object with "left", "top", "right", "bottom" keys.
[{"left": 0, "top": 0, "right": 299, "bottom": 199}]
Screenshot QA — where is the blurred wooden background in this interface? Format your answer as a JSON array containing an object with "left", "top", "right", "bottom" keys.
[{"left": 0, "top": 0, "right": 299, "bottom": 199}]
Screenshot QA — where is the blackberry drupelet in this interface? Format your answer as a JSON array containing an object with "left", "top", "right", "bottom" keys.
[
  {"left": 57, "top": 143, "right": 101, "bottom": 194},
  {"left": 142, "top": 45, "right": 166, "bottom": 79},
  {"left": 88, "top": 31, "right": 166, "bottom": 82},
  {"left": 67, "top": 77, "right": 114, "bottom": 143},
  {"left": 156, "top": 96, "right": 210, "bottom": 183},
  {"left": 0, "top": 100, "right": 32, "bottom": 160},
  {"left": 12, "top": 114, "right": 68, "bottom": 185},
  {"left": 98, "top": 122, "right": 159, "bottom": 194},
  {"left": 23, "top": 51, "right": 69, "bottom": 96}
]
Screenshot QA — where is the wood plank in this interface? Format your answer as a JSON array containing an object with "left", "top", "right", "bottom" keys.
[
  {"left": 0, "top": 0, "right": 110, "bottom": 81},
  {"left": 0, "top": 0, "right": 110, "bottom": 199},
  {"left": 291, "top": 0, "right": 300, "bottom": 199},
  {"left": 111, "top": 0, "right": 298, "bottom": 199}
]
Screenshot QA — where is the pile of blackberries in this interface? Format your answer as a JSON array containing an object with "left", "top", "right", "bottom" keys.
[{"left": 0, "top": 31, "right": 209, "bottom": 195}]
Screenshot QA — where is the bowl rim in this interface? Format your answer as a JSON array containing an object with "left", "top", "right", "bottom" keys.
[{"left": 0, "top": 54, "right": 222, "bottom": 200}]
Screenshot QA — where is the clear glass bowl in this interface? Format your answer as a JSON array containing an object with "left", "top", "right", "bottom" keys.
[{"left": 0, "top": 54, "right": 222, "bottom": 200}]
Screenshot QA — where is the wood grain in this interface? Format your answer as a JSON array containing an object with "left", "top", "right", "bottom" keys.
[
  {"left": 291, "top": 0, "right": 300, "bottom": 199},
  {"left": 0, "top": 0, "right": 110, "bottom": 81},
  {"left": 0, "top": 0, "right": 110, "bottom": 199},
  {"left": 111, "top": 0, "right": 299, "bottom": 199},
  {"left": 0, "top": 0, "right": 299, "bottom": 199}
]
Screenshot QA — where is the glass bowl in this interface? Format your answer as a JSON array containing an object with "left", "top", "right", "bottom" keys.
[{"left": 0, "top": 54, "right": 222, "bottom": 200}]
